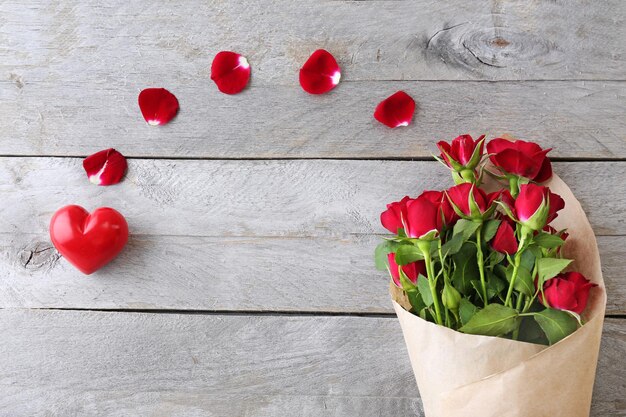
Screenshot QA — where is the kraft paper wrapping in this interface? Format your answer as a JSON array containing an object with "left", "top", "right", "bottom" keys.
[{"left": 391, "top": 172, "right": 606, "bottom": 417}]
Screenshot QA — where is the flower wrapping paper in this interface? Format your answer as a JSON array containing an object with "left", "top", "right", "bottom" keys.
[{"left": 391, "top": 171, "right": 606, "bottom": 417}]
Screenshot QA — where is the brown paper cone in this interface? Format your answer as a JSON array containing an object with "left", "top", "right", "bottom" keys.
[{"left": 391, "top": 172, "right": 607, "bottom": 417}]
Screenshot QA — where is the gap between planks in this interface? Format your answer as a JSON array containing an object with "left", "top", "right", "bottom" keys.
[
  {"left": 4, "top": 307, "right": 624, "bottom": 320},
  {"left": 1, "top": 155, "right": 626, "bottom": 162}
]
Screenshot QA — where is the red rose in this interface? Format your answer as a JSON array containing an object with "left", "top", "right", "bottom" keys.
[
  {"left": 419, "top": 190, "right": 459, "bottom": 227},
  {"left": 380, "top": 196, "right": 411, "bottom": 234},
  {"left": 490, "top": 220, "right": 518, "bottom": 254},
  {"left": 487, "top": 138, "right": 553, "bottom": 182},
  {"left": 446, "top": 183, "right": 499, "bottom": 221},
  {"left": 437, "top": 134, "right": 485, "bottom": 170},
  {"left": 540, "top": 272, "right": 597, "bottom": 314},
  {"left": 388, "top": 253, "right": 426, "bottom": 288},
  {"left": 514, "top": 184, "right": 564, "bottom": 230},
  {"left": 404, "top": 195, "right": 442, "bottom": 239}
]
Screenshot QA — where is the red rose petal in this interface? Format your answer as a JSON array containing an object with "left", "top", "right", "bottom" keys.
[
  {"left": 374, "top": 91, "right": 415, "bottom": 128},
  {"left": 211, "top": 51, "right": 251, "bottom": 94},
  {"left": 299, "top": 49, "right": 341, "bottom": 94},
  {"left": 83, "top": 148, "right": 127, "bottom": 186},
  {"left": 138, "top": 88, "right": 179, "bottom": 126}
]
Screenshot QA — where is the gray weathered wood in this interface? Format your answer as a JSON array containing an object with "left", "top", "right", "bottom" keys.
[
  {"left": 0, "top": 310, "right": 623, "bottom": 416},
  {"left": 1, "top": 0, "right": 624, "bottom": 84},
  {"left": 1, "top": 81, "right": 624, "bottom": 158},
  {"left": 1, "top": 234, "right": 624, "bottom": 315},
  {"left": 1, "top": 158, "right": 624, "bottom": 237}
]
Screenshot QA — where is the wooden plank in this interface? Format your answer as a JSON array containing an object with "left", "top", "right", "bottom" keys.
[
  {"left": 1, "top": 80, "right": 624, "bottom": 158},
  {"left": 1, "top": 234, "right": 625, "bottom": 315},
  {"left": 1, "top": 0, "right": 624, "bottom": 84},
  {"left": 1, "top": 159, "right": 624, "bottom": 237},
  {"left": 0, "top": 310, "right": 623, "bottom": 416}
]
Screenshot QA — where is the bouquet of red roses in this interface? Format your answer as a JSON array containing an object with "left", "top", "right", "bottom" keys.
[{"left": 376, "top": 135, "right": 606, "bottom": 417}]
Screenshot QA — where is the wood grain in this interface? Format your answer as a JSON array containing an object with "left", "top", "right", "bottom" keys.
[
  {"left": 1, "top": 159, "right": 624, "bottom": 237},
  {"left": 1, "top": 0, "right": 624, "bottom": 84},
  {"left": 1, "top": 234, "right": 624, "bottom": 315},
  {"left": 0, "top": 310, "right": 623, "bottom": 416},
  {"left": 1, "top": 81, "right": 624, "bottom": 158}
]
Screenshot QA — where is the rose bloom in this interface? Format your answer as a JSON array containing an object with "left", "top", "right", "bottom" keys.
[
  {"left": 388, "top": 253, "right": 426, "bottom": 288},
  {"left": 487, "top": 138, "right": 553, "bottom": 182},
  {"left": 437, "top": 134, "right": 485, "bottom": 170},
  {"left": 540, "top": 272, "right": 597, "bottom": 314},
  {"left": 491, "top": 220, "right": 518, "bottom": 254},
  {"left": 512, "top": 184, "right": 565, "bottom": 230},
  {"left": 418, "top": 190, "right": 459, "bottom": 228},
  {"left": 403, "top": 195, "right": 442, "bottom": 239},
  {"left": 446, "top": 183, "right": 500, "bottom": 220},
  {"left": 380, "top": 196, "right": 411, "bottom": 234}
]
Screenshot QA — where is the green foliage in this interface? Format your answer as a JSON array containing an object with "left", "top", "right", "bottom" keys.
[
  {"left": 505, "top": 264, "right": 534, "bottom": 296},
  {"left": 394, "top": 244, "right": 423, "bottom": 265},
  {"left": 399, "top": 271, "right": 426, "bottom": 314},
  {"left": 482, "top": 219, "right": 501, "bottom": 242},
  {"left": 459, "top": 298, "right": 478, "bottom": 325},
  {"left": 453, "top": 219, "right": 481, "bottom": 241},
  {"left": 533, "top": 232, "right": 565, "bottom": 249},
  {"left": 440, "top": 232, "right": 465, "bottom": 258},
  {"left": 374, "top": 240, "right": 397, "bottom": 271},
  {"left": 459, "top": 304, "right": 520, "bottom": 337},
  {"left": 533, "top": 308, "right": 579, "bottom": 345},
  {"left": 416, "top": 275, "right": 433, "bottom": 307},
  {"left": 451, "top": 243, "right": 479, "bottom": 295},
  {"left": 537, "top": 258, "right": 572, "bottom": 286}
]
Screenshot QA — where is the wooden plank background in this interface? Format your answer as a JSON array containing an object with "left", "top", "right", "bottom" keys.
[{"left": 1, "top": 1, "right": 625, "bottom": 416}]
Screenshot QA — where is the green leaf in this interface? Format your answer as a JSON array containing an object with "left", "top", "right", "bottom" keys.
[
  {"left": 533, "top": 308, "right": 579, "bottom": 345},
  {"left": 526, "top": 243, "right": 543, "bottom": 259},
  {"left": 459, "top": 304, "right": 520, "bottom": 337},
  {"left": 394, "top": 244, "right": 424, "bottom": 265},
  {"left": 517, "top": 317, "right": 548, "bottom": 345},
  {"left": 440, "top": 232, "right": 465, "bottom": 258},
  {"left": 451, "top": 243, "right": 479, "bottom": 295},
  {"left": 416, "top": 275, "right": 433, "bottom": 307},
  {"left": 398, "top": 271, "right": 425, "bottom": 313},
  {"left": 486, "top": 272, "right": 507, "bottom": 298},
  {"left": 533, "top": 232, "right": 565, "bottom": 249},
  {"left": 374, "top": 241, "right": 397, "bottom": 271},
  {"left": 459, "top": 298, "right": 478, "bottom": 325},
  {"left": 537, "top": 258, "right": 572, "bottom": 286},
  {"left": 482, "top": 219, "right": 501, "bottom": 242},
  {"left": 453, "top": 219, "right": 481, "bottom": 241},
  {"left": 513, "top": 266, "right": 534, "bottom": 296},
  {"left": 520, "top": 250, "right": 536, "bottom": 272},
  {"left": 505, "top": 264, "right": 534, "bottom": 296}
]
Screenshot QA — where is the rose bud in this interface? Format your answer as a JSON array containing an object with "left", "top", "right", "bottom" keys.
[
  {"left": 540, "top": 272, "right": 597, "bottom": 314},
  {"left": 446, "top": 183, "right": 499, "bottom": 221},
  {"left": 487, "top": 138, "right": 553, "bottom": 183},
  {"left": 419, "top": 190, "right": 459, "bottom": 228},
  {"left": 442, "top": 283, "right": 462, "bottom": 310},
  {"left": 387, "top": 253, "right": 425, "bottom": 288},
  {"left": 436, "top": 134, "right": 485, "bottom": 182},
  {"left": 83, "top": 148, "right": 128, "bottom": 186},
  {"left": 490, "top": 220, "right": 518, "bottom": 254},
  {"left": 403, "top": 195, "right": 442, "bottom": 240},
  {"left": 515, "top": 184, "right": 564, "bottom": 231},
  {"left": 380, "top": 196, "right": 412, "bottom": 234}
]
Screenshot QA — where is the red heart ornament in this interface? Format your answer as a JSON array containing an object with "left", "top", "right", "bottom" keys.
[{"left": 50, "top": 205, "right": 129, "bottom": 275}]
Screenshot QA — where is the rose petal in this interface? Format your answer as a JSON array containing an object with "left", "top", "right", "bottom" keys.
[
  {"left": 83, "top": 148, "right": 127, "bottom": 186},
  {"left": 211, "top": 51, "right": 251, "bottom": 94},
  {"left": 299, "top": 49, "right": 341, "bottom": 94},
  {"left": 374, "top": 91, "right": 415, "bottom": 128},
  {"left": 138, "top": 88, "right": 179, "bottom": 126}
]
